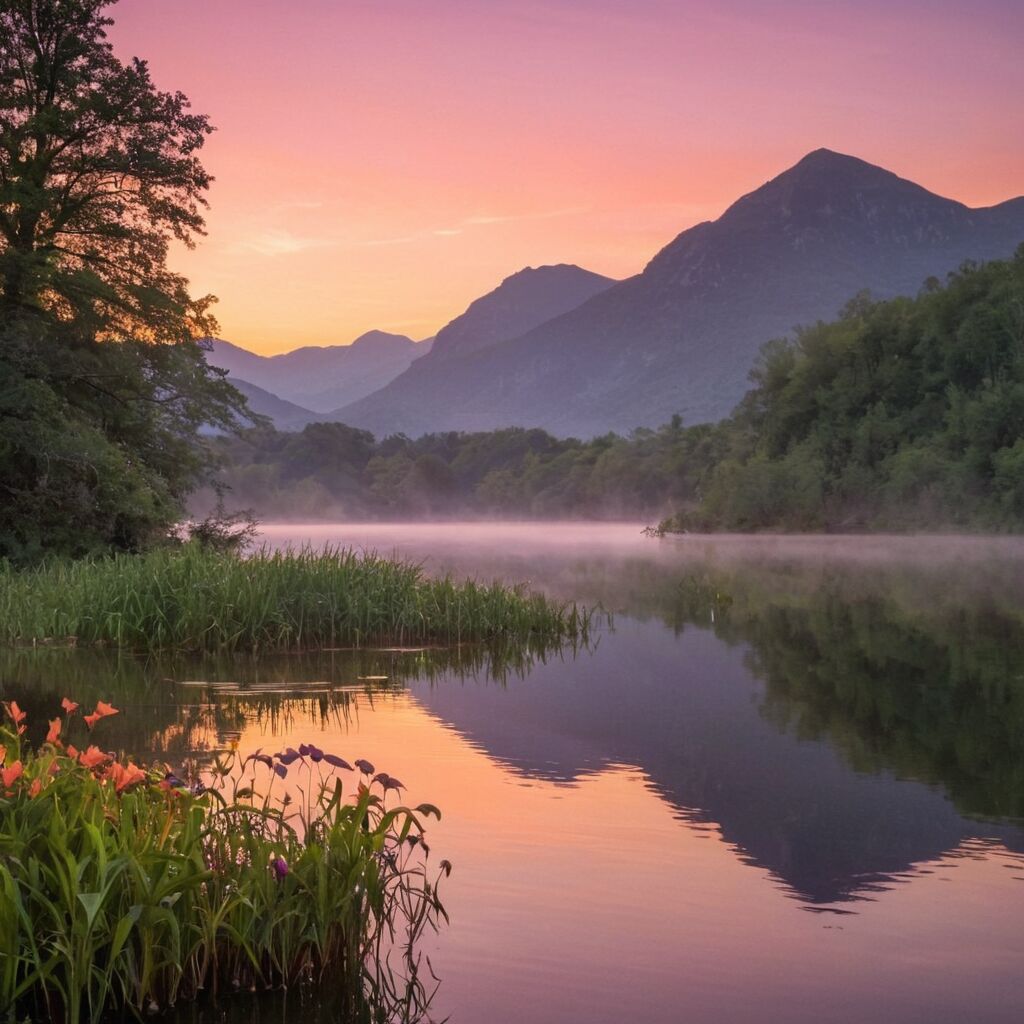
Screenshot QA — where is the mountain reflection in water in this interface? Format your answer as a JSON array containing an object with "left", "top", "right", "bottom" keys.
[{"left": 2, "top": 525, "right": 1023, "bottom": 1024}]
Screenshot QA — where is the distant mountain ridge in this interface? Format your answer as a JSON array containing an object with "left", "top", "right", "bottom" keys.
[
  {"left": 334, "top": 149, "right": 1024, "bottom": 438},
  {"left": 206, "top": 331, "right": 429, "bottom": 413},
  {"left": 327, "top": 264, "right": 617, "bottom": 430},
  {"left": 227, "top": 378, "right": 318, "bottom": 432}
]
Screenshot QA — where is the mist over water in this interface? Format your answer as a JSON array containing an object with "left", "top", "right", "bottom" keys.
[{"left": 5, "top": 523, "right": 1024, "bottom": 1023}]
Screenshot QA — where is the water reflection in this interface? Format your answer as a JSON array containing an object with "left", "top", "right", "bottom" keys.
[{"left": 2, "top": 526, "right": 1024, "bottom": 1023}]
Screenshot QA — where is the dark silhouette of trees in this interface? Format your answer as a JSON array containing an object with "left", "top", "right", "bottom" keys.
[{"left": 0, "top": 1, "right": 248, "bottom": 561}]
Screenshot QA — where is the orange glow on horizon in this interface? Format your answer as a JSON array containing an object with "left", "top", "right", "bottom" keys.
[{"left": 108, "top": 0, "right": 1024, "bottom": 354}]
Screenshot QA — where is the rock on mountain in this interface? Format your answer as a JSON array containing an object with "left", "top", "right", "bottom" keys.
[
  {"left": 336, "top": 149, "right": 1024, "bottom": 438},
  {"left": 206, "top": 331, "right": 428, "bottom": 412},
  {"left": 331, "top": 265, "right": 616, "bottom": 433}
]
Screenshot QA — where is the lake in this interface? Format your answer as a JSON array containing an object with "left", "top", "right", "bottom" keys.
[{"left": 4, "top": 523, "right": 1024, "bottom": 1023}]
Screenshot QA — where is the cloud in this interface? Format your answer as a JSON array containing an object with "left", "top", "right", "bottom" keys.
[
  {"left": 463, "top": 206, "right": 586, "bottom": 226},
  {"left": 361, "top": 234, "right": 421, "bottom": 247},
  {"left": 352, "top": 206, "right": 588, "bottom": 249},
  {"left": 230, "top": 230, "right": 335, "bottom": 257},
  {"left": 269, "top": 199, "right": 326, "bottom": 214}
]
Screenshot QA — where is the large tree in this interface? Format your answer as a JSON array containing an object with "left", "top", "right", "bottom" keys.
[
  {"left": 0, "top": 0, "right": 216, "bottom": 336},
  {"left": 0, "top": 0, "right": 249, "bottom": 561}
]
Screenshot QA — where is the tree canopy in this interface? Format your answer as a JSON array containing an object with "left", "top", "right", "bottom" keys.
[
  {"left": 0, "top": 0, "right": 216, "bottom": 338},
  {"left": 0, "top": 0, "right": 247, "bottom": 562}
]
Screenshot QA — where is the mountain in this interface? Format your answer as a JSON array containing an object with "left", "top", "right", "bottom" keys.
[
  {"left": 424, "top": 264, "right": 617, "bottom": 362},
  {"left": 330, "top": 265, "right": 616, "bottom": 431},
  {"left": 205, "top": 331, "right": 428, "bottom": 412},
  {"left": 335, "top": 149, "right": 1024, "bottom": 438},
  {"left": 227, "top": 378, "right": 319, "bottom": 432}
]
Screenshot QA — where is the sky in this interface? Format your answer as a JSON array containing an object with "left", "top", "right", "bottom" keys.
[{"left": 109, "top": 0, "right": 1024, "bottom": 354}]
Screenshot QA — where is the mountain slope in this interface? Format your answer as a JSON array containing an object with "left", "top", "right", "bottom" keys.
[
  {"left": 336, "top": 149, "right": 1024, "bottom": 437},
  {"left": 228, "top": 378, "right": 319, "bottom": 432},
  {"left": 425, "top": 264, "right": 616, "bottom": 362},
  {"left": 206, "top": 331, "right": 426, "bottom": 412},
  {"left": 332, "top": 265, "right": 616, "bottom": 432}
]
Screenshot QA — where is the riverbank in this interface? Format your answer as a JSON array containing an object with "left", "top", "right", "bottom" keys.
[{"left": 0, "top": 543, "right": 588, "bottom": 652}]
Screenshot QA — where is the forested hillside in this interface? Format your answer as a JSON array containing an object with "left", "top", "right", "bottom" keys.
[{"left": 205, "top": 251, "right": 1024, "bottom": 531}]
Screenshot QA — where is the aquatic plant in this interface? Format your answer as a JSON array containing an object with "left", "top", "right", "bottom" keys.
[
  {"left": 0, "top": 700, "right": 448, "bottom": 1023},
  {"left": 0, "top": 542, "right": 590, "bottom": 652}
]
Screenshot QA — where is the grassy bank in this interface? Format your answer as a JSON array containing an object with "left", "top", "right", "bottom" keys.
[
  {"left": 0, "top": 700, "right": 447, "bottom": 1023},
  {"left": 0, "top": 544, "right": 588, "bottom": 652}
]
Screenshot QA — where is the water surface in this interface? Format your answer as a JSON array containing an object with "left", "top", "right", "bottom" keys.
[{"left": 5, "top": 524, "right": 1024, "bottom": 1023}]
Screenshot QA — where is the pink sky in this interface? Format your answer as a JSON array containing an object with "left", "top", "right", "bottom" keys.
[{"left": 109, "top": 0, "right": 1024, "bottom": 354}]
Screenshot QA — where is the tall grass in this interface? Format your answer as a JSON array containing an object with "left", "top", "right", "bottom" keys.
[
  {"left": 0, "top": 699, "right": 447, "bottom": 1023},
  {"left": 0, "top": 543, "right": 589, "bottom": 652}
]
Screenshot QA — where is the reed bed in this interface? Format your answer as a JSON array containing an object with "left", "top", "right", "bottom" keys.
[
  {"left": 0, "top": 699, "right": 447, "bottom": 1023},
  {"left": 0, "top": 543, "right": 589, "bottom": 652}
]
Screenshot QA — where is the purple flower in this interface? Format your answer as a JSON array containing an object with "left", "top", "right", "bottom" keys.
[
  {"left": 308, "top": 745, "right": 324, "bottom": 762},
  {"left": 374, "top": 772, "right": 404, "bottom": 792},
  {"left": 273, "top": 764, "right": 288, "bottom": 779},
  {"left": 324, "top": 754, "right": 352, "bottom": 770},
  {"left": 276, "top": 748, "right": 301, "bottom": 766},
  {"left": 270, "top": 857, "right": 289, "bottom": 880},
  {"left": 298, "top": 743, "right": 312, "bottom": 757},
  {"left": 355, "top": 758, "right": 375, "bottom": 775}
]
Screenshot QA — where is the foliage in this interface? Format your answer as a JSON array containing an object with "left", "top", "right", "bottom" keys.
[
  {"left": 0, "top": 0, "right": 214, "bottom": 336},
  {"left": 671, "top": 248, "right": 1024, "bottom": 530},
  {"left": 0, "top": 0, "right": 251, "bottom": 563},
  {"left": 202, "top": 420, "right": 723, "bottom": 523},
  {"left": 206, "top": 252, "right": 1024, "bottom": 532},
  {"left": 0, "top": 319, "right": 249, "bottom": 562},
  {"left": 0, "top": 699, "right": 448, "bottom": 1024},
  {"left": 0, "top": 543, "right": 591, "bottom": 651}
]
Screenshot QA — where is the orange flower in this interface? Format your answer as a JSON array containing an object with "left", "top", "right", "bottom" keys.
[
  {"left": 2, "top": 761, "right": 23, "bottom": 787},
  {"left": 3, "top": 701, "right": 26, "bottom": 724},
  {"left": 108, "top": 762, "right": 146, "bottom": 793},
  {"left": 79, "top": 746, "right": 112, "bottom": 770},
  {"left": 29, "top": 778, "right": 42, "bottom": 798},
  {"left": 0, "top": 745, "right": 6, "bottom": 765},
  {"left": 66, "top": 744, "right": 79, "bottom": 760},
  {"left": 84, "top": 700, "right": 119, "bottom": 730},
  {"left": 61, "top": 697, "right": 79, "bottom": 714},
  {"left": 46, "top": 718, "right": 62, "bottom": 745},
  {"left": 3, "top": 701, "right": 27, "bottom": 735}
]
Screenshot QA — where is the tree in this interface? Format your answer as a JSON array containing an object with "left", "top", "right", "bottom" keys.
[
  {"left": 0, "top": 0, "right": 215, "bottom": 337},
  {"left": 0, "top": 0, "right": 249, "bottom": 561}
]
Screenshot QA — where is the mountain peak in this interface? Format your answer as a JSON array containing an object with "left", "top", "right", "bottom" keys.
[
  {"left": 349, "top": 329, "right": 417, "bottom": 351},
  {"left": 424, "top": 263, "right": 616, "bottom": 363},
  {"left": 727, "top": 148, "right": 939, "bottom": 218}
]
